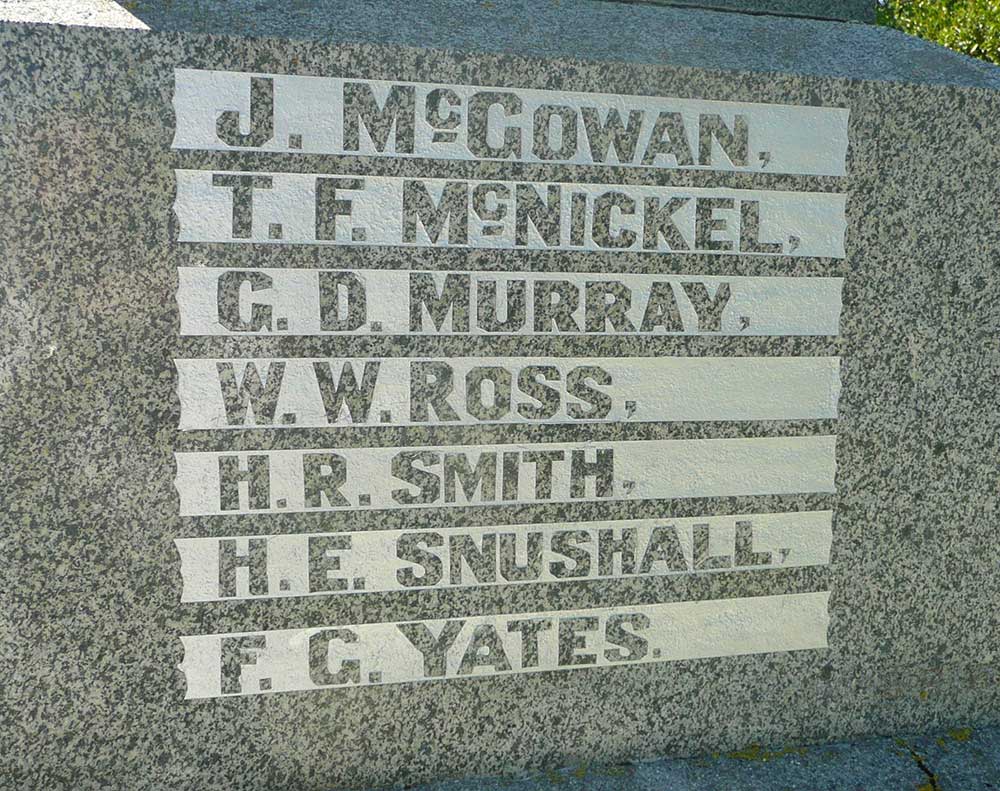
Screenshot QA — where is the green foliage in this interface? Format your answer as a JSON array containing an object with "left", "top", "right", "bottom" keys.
[{"left": 878, "top": 0, "right": 1000, "bottom": 64}]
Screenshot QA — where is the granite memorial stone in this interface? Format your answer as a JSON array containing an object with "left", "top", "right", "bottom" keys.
[{"left": 2, "top": 1, "right": 1000, "bottom": 789}]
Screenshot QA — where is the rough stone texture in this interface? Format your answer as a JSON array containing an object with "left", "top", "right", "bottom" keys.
[
  {"left": 49, "top": 0, "right": 994, "bottom": 88},
  {"left": 2, "top": 11, "right": 1000, "bottom": 791}
]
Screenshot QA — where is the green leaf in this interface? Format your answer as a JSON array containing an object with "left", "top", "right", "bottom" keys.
[{"left": 879, "top": 0, "right": 1000, "bottom": 64}]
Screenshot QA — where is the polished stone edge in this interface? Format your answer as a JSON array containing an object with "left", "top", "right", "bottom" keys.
[{"left": 1, "top": 2, "right": 997, "bottom": 91}]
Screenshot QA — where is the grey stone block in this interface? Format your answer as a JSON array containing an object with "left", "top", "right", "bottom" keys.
[
  {"left": 2, "top": 6, "right": 1000, "bottom": 791},
  {"left": 63, "top": 0, "right": 1000, "bottom": 89}
]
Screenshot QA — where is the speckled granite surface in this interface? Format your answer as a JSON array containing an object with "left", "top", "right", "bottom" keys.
[{"left": 2, "top": 11, "right": 1000, "bottom": 791}]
